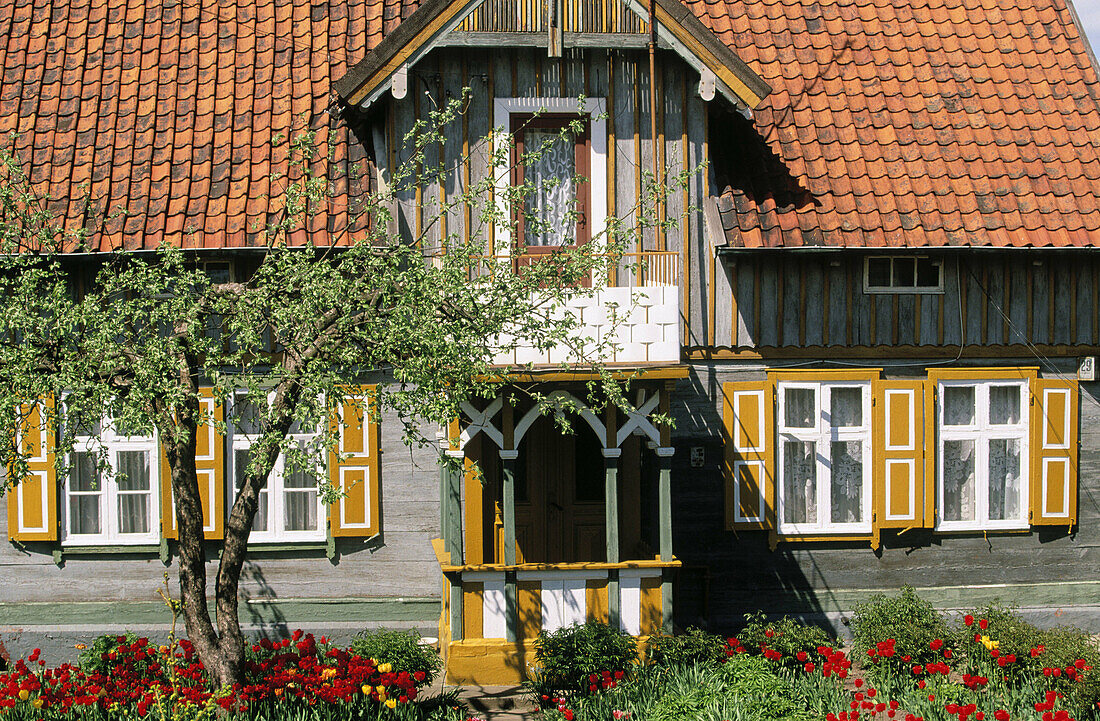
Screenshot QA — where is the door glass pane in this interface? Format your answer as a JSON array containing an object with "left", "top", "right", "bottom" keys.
[
  {"left": 943, "top": 386, "right": 975, "bottom": 426},
  {"left": 989, "top": 386, "right": 1021, "bottom": 425},
  {"left": 988, "top": 438, "right": 1022, "bottom": 521},
  {"left": 830, "top": 387, "right": 863, "bottom": 428},
  {"left": 782, "top": 440, "right": 817, "bottom": 524},
  {"left": 70, "top": 452, "right": 98, "bottom": 491},
  {"left": 943, "top": 439, "right": 976, "bottom": 521},
  {"left": 285, "top": 490, "right": 318, "bottom": 531},
  {"left": 116, "top": 451, "right": 150, "bottom": 490},
  {"left": 118, "top": 494, "right": 150, "bottom": 534},
  {"left": 830, "top": 441, "right": 863, "bottom": 523},
  {"left": 784, "top": 388, "right": 816, "bottom": 428},
  {"left": 524, "top": 129, "right": 575, "bottom": 247},
  {"left": 234, "top": 394, "right": 263, "bottom": 435}
]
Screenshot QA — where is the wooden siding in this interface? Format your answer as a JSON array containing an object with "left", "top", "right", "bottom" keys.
[
  {"left": 458, "top": 0, "right": 647, "bottom": 33},
  {"left": 383, "top": 47, "right": 707, "bottom": 301},
  {"left": 693, "top": 253, "right": 1100, "bottom": 358}
]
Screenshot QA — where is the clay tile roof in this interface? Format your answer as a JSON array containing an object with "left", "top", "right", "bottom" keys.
[
  {"left": 702, "top": 0, "right": 1100, "bottom": 248},
  {"left": 0, "top": 0, "right": 420, "bottom": 251}
]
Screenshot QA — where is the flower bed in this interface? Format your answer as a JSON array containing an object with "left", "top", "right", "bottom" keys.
[{"left": 0, "top": 631, "right": 474, "bottom": 721}]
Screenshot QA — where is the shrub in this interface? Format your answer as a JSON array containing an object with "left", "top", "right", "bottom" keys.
[
  {"left": 530, "top": 621, "right": 638, "bottom": 698},
  {"left": 851, "top": 586, "right": 952, "bottom": 681},
  {"left": 736, "top": 612, "right": 834, "bottom": 670},
  {"left": 349, "top": 629, "right": 442, "bottom": 687},
  {"left": 646, "top": 627, "right": 726, "bottom": 668},
  {"left": 78, "top": 631, "right": 141, "bottom": 675}
]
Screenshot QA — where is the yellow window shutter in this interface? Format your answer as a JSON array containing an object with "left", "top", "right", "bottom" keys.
[
  {"left": 160, "top": 389, "right": 226, "bottom": 540},
  {"left": 1029, "top": 377, "right": 1078, "bottom": 526},
  {"left": 329, "top": 385, "right": 381, "bottom": 537},
  {"left": 7, "top": 398, "right": 58, "bottom": 542},
  {"left": 872, "top": 380, "right": 929, "bottom": 530},
  {"left": 723, "top": 381, "right": 775, "bottom": 530}
]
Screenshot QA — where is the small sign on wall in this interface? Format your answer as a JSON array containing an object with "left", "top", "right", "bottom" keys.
[
  {"left": 1079, "top": 357, "right": 1095, "bottom": 382},
  {"left": 690, "top": 446, "right": 705, "bottom": 468}
]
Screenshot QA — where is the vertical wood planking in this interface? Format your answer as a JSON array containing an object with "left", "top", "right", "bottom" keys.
[
  {"left": 897, "top": 294, "right": 915, "bottom": 346},
  {"left": 1009, "top": 260, "right": 1028, "bottom": 346},
  {"left": 1078, "top": 257, "right": 1093, "bottom": 345},
  {"left": 942, "top": 256, "right": 962, "bottom": 346},
  {"left": 1031, "top": 261, "right": 1048, "bottom": 345},
  {"left": 963, "top": 260, "right": 983, "bottom": 346},
  {"left": 714, "top": 254, "right": 734, "bottom": 347},
  {"left": 875, "top": 296, "right": 892, "bottom": 346},
  {"left": 1054, "top": 259, "right": 1073, "bottom": 345},
  {"left": 804, "top": 261, "right": 824, "bottom": 346},
  {"left": 737, "top": 257, "right": 756, "bottom": 347},
  {"left": 780, "top": 258, "right": 800, "bottom": 347},
  {"left": 614, "top": 54, "right": 637, "bottom": 285},
  {"left": 828, "top": 262, "right": 847, "bottom": 346},
  {"left": 469, "top": 51, "right": 493, "bottom": 249},
  {"left": 394, "top": 72, "right": 418, "bottom": 246},
  {"left": 984, "top": 257, "right": 1004, "bottom": 345},
  {"left": 776, "top": 256, "right": 786, "bottom": 346},
  {"left": 919, "top": 280, "right": 939, "bottom": 346}
]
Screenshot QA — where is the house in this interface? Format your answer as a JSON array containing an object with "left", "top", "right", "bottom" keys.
[{"left": 2, "top": 0, "right": 1100, "bottom": 688}]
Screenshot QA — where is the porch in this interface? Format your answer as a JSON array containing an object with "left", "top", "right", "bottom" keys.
[{"left": 434, "top": 374, "right": 684, "bottom": 684}]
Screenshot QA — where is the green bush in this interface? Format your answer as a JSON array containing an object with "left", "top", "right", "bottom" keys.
[
  {"left": 736, "top": 612, "right": 834, "bottom": 669},
  {"left": 78, "top": 631, "right": 141, "bottom": 675},
  {"left": 530, "top": 621, "right": 638, "bottom": 698},
  {"left": 349, "top": 629, "right": 441, "bottom": 686},
  {"left": 646, "top": 627, "right": 727, "bottom": 668},
  {"left": 851, "top": 586, "right": 952, "bottom": 681}
]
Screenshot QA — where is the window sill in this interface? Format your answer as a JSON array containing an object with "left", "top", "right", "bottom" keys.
[{"left": 60, "top": 544, "right": 162, "bottom": 554}]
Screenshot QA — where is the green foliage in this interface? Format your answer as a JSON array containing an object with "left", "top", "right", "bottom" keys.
[
  {"left": 851, "top": 586, "right": 952, "bottom": 680},
  {"left": 646, "top": 627, "right": 727, "bottom": 668},
  {"left": 736, "top": 612, "right": 834, "bottom": 669},
  {"left": 78, "top": 631, "right": 141, "bottom": 675},
  {"left": 349, "top": 630, "right": 441, "bottom": 687},
  {"left": 530, "top": 621, "right": 639, "bottom": 697}
]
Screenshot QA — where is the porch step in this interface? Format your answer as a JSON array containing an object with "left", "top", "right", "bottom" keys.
[{"left": 456, "top": 685, "right": 540, "bottom": 720}]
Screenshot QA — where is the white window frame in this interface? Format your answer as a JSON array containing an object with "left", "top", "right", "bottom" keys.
[
  {"left": 228, "top": 391, "right": 326, "bottom": 543},
  {"left": 62, "top": 411, "right": 159, "bottom": 546},
  {"left": 936, "top": 380, "right": 1030, "bottom": 531},
  {"left": 863, "top": 256, "right": 944, "bottom": 294},
  {"left": 491, "top": 97, "right": 608, "bottom": 258},
  {"left": 776, "top": 382, "right": 873, "bottom": 535}
]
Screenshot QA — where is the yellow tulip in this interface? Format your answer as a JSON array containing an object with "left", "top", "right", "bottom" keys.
[
  {"left": 32, "top": 699, "right": 44, "bottom": 709},
  {"left": 379, "top": 662, "right": 392, "bottom": 673},
  {"left": 385, "top": 699, "right": 397, "bottom": 709},
  {"left": 361, "top": 685, "right": 371, "bottom": 695},
  {"left": 17, "top": 690, "right": 29, "bottom": 702}
]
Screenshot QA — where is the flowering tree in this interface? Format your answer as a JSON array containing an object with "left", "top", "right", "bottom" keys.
[{"left": 0, "top": 97, "right": 673, "bottom": 685}]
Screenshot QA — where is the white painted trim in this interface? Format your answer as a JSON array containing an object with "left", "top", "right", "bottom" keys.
[
  {"left": 517, "top": 569, "right": 603, "bottom": 582},
  {"left": 615, "top": 393, "right": 662, "bottom": 447},
  {"left": 1041, "top": 458, "right": 1071, "bottom": 518},
  {"left": 492, "top": 97, "right": 608, "bottom": 257},
  {"left": 732, "top": 460, "right": 765, "bottom": 524},
  {"left": 884, "top": 459, "right": 917, "bottom": 522},
  {"left": 541, "top": 583, "right": 565, "bottom": 633},
  {"left": 482, "top": 581, "right": 508, "bottom": 639},
  {"left": 459, "top": 397, "right": 505, "bottom": 451},
  {"left": 619, "top": 575, "right": 641, "bottom": 636},
  {"left": 513, "top": 391, "right": 606, "bottom": 447},
  {"left": 562, "top": 578, "right": 587, "bottom": 627}
]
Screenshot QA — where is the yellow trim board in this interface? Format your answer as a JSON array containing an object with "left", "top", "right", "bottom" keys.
[
  {"left": 927, "top": 367, "right": 1039, "bottom": 381},
  {"left": 767, "top": 369, "right": 882, "bottom": 382}
]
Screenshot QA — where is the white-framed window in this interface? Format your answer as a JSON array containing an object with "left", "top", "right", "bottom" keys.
[
  {"left": 936, "top": 380, "right": 1029, "bottom": 531},
  {"left": 62, "top": 412, "right": 159, "bottom": 545},
  {"left": 492, "top": 97, "right": 608, "bottom": 257},
  {"left": 229, "top": 391, "right": 325, "bottom": 542},
  {"left": 777, "top": 382, "right": 872, "bottom": 534},
  {"left": 864, "top": 256, "right": 944, "bottom": 293}
]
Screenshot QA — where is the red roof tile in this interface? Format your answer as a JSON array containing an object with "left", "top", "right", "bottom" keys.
[
  {"left": 704, "top": 0, "right": 1100, "bottom": 247},
  {"left": 0, "top": 0, "right": 419, "bottom": 250}
]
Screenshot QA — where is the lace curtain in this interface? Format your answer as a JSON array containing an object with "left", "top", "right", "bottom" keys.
[
  {"left": 69, "top": 452, "right": 100, "bottom": 535},
  {"left": 524, "top": 130, "right": 575, "bottom": 247},
  {"left": 783, "top": 440, "right": 817, "bottom": 524},
  {"left": 988, "top": 438, "right": 1022, "bottom": 520},
  {"left": 943, "top": 439, "right": 976, "bottom": 521},
  {"left": 831, "top": 440, "right": 863, "bottom": 523},
  {"left": 116, "top": 451, "right": 150, "bottom": 534},
  {"left": 68, "top": 450, "right": 150, "bottom": 535}
]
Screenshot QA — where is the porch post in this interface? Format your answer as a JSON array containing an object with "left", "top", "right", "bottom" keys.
[
  {"left": 444, "top": 448, "right": 465, "bottom": 641},
  {"left": 656, "top": 445, "right": 674, "bottom": 633},
  {"left": 603, "top": 446, "right": 622, "bottom": 629},
  {"left": 500, "top": 398, "right": 519, "bottom": 642}
]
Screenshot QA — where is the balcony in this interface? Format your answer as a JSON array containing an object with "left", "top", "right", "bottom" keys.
[{"left": 488, "top": 250, "right": 681, "bottom": 367}]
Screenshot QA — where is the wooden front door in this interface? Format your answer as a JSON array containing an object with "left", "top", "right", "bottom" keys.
[{"left": 495, "top": 415, "right": 606, "bottom": 563}]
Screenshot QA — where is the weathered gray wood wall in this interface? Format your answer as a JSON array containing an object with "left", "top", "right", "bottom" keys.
[
  {"left": 669, "top": 358, "right": 1100, "bottom": 633},
  {"left": 695, "top": 252, "right": 1100, "bottom": 355}
]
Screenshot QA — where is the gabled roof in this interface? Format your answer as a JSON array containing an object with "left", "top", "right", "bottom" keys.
[
  {"left": 333, "top": 0, "right": 771, "bottom": 109},
  {"left": 0, "top": 0, "right": 1098, "bottom": 251},
  {"left": 706, "top": 0, "right": 1100, "bottom": 248},
  {"left": 0, "top": 0, "right": 422, "bottom": 251}
]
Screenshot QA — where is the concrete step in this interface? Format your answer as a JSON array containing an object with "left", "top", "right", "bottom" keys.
[{"left": 453, "top": 685, "right": 540, "bottom": 720}]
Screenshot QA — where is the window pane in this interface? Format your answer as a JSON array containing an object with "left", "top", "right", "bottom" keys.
[
  {"left": 988, "top": 438, "right": 1022, "bottom": 521},
  {"left": 70, "top": 496, "right": 100, "bottom": 534},
  {"left": 943, "top": 386, "right": 975, "bottom": 426},
  {"left": 284, "top": 466, "right": 316, "bottom": 489},
  {"left": 234, "top": 395, "right": 263, "bottom": 434},
  {"left": 118, "top": 494, "right": 150, "bottom": 534},
  {"left": 830, "top": 441, "right": 863, "bottom": 523},
  {"left": 892, "top": 258, "right": 915, "bottom": 287},
  {"left": 255, "top": 490, "right": 269, "bottom": 533},
  {"left": 782, "top": 440, "right": 817, "bottom": 524},
  {"left": 943, "top": 440, "right": 976, "bottom": 521},
  {"left": 867, "top": 258, "right": 891, "bottom": 287},
  {"left": 989, "top": 386, "right": 1021, "bottom": 425},
  {"left": 70, "top": 452, "right": 99, "bottom": 491},
  {"left": 784, "top": 388, "right": 816, "bottom": 428},
  {"left": 235, "top": 449, "right": 251, "bottom": 487},
  {"left": 524, "top": 129, "right": 575, "bottom": 247},
  {"left": 916, "top": 258, "right": 940, "bottom": 287},
  {"left": 830, "top": 387, "right": 863, "bottom": 428},
  {"left": 116, "top": 451, "right": 150, "bottom": 490},
  {"left": 285, "top": 490, "right": 318, "bottom": 531}
]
